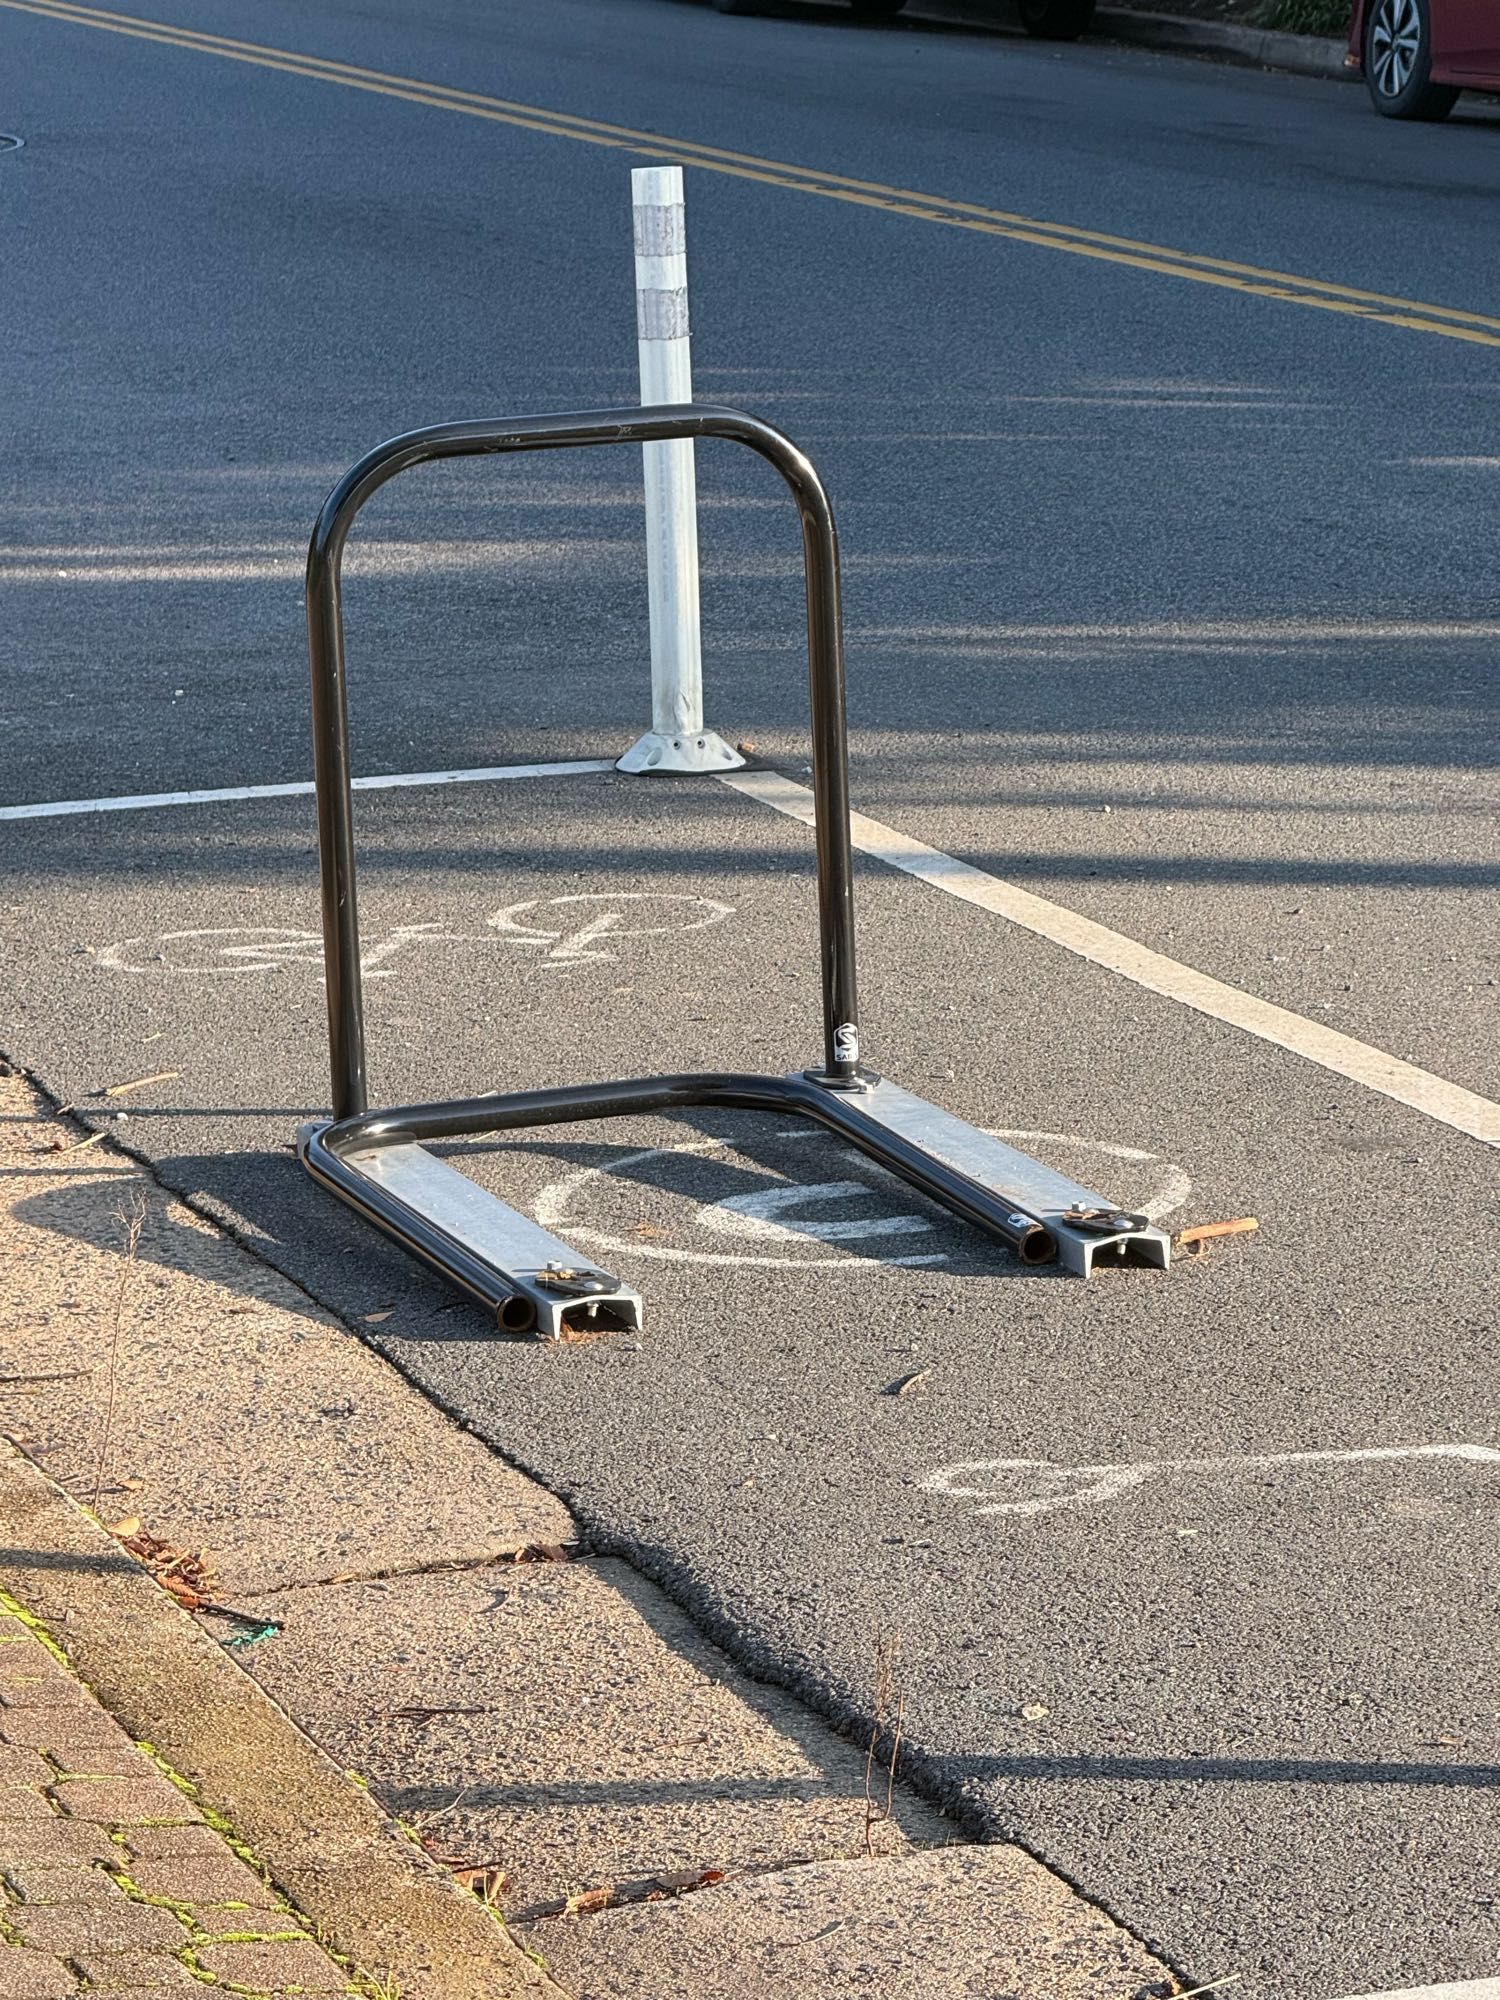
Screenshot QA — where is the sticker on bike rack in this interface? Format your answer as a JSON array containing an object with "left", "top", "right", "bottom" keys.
[
  {"left": 531, "top": 1128, "right": 1189, "bottom": 1272},
  {"left": 921, "top": 1442, "right": 1500, "bottom": 1520},
  {"left": 93, "top": 895, "right": 735, "bottom": 979}
]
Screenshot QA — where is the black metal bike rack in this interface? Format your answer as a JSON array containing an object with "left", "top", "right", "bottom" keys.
[{"left": 297, "top": 404, "right": 1169, "bottom": 1336}]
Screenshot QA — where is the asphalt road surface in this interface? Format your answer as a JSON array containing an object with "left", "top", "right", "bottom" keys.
[{"left": 2, "top": 2, "right": 1498, "bottom": 1994}]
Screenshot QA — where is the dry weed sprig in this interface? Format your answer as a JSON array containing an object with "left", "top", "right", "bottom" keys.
[
  {"left": 863, "top": 1624, "right": 907, "bottom": 1858},
  {"left": 92, "top": 1189, "right": 147, "bottom": 1512}
]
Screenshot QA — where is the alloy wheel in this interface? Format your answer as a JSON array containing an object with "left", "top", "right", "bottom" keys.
[{"left": 1369, "top": 0, "right": 1421, "bottom": 97}]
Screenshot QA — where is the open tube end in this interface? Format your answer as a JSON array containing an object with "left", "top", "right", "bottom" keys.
[
  {"left": 497, "top": 1294, "right": 539, "bottom": 1334},
  {"left": 1016, "top": 1224, "right": 1057, "bottom": 1266}
]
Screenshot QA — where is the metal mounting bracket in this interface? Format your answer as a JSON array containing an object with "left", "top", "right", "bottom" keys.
[
  {"left": 832, "top": 1080, "right": 1170, "bottom": 1276},
  {"left": 297, "top": 1125, "right": 643, "bottom": 1339}
]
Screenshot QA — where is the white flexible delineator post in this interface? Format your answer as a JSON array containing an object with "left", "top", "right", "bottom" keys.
[{"left": 617, "top": 165, "right": 743, "bottom": 776}]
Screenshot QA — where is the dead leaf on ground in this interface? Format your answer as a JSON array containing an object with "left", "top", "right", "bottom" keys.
[
  {"left": 514, "top": 1542, "right": 572, "bottom": 1564},
  {"left": 115, "top": 1523, "right": 217, "bottom": 1613},
  {"left": 563, "top": 1886, "right": 616, "bottom": 1917},
  {"left": 99, "top": 1070, "right": 181, "bottom": 1100},
  {"left": 649, "top": 1868, "right": 726, "bottom": 1897},
  {"left": 549, "top": 1868, "right": 728, "bottom": 1920},
  {"left": 555, "top": 1319, "right": 619, "bottom": 1346},
  {"left": 363, "top": 1309, "right": 395, "bottom": 1323},
  {"left": 884, "top": 1368, "right": 931, "bottom": 1397},
  {"left": 451, "top": 1864, "right": 508, "bottom": 1904}
]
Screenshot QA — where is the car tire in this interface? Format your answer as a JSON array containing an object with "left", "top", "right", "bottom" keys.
[
  {"left": 1020, "top": 0, "right": 1097, "bottom": 38},
  {"left": 1363, "top": 0, "right": 1460, "bottom": 118}
]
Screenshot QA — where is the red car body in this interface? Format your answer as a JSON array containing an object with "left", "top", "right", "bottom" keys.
[{"left": 1348, "top": 0, "right": 1500, "bottom": 111}]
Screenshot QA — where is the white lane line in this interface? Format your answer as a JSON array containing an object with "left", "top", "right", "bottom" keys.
[
  {"left": 1335, "top": 1981, "right": 1500, "bottom": 1999},
  {"left": 722, "top": 769, "right": 1500, "bottom": 1150},
  {"left": 0, "top": 759, "right": 616, "bottom": 822}
]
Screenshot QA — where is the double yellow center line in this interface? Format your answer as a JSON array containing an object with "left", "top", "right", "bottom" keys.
[{"left": 6, "top": 0, "right": 1500, "bottom": 349}]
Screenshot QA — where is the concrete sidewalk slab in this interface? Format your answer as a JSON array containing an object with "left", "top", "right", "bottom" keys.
[
  {"left": 525, "top": 1846, "right": 1178, "bottom": 2000},
  {"left": 0, "top": 1072, "right": 571, "bottom": 1593},
  {"left": 239, "top": 1556, "right": 948, "bottom": 1915}
]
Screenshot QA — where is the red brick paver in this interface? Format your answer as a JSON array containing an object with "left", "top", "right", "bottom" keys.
[
  {"left": 0, "top": 1705, "right": 120, "bottom": 1751},
  {"left": 195, "top": 1939, "right": 348, "bottom": 1994},
  {"left": 9, "top": 1902, "right": 186, "bottom": 1956},
  {"left": 0, "top": 1617, "right": 352, "bottom": 1997},
  {"left": 0, "top": 1948, "right": 79, "bottom": 1998},
  {"left": 68, "top": 1948, "right": 204, "bottom": 1992},
  {"left": 42, "top": 1778, "right": 197, "bottom": 1829},
  {"left": 3, "top": 1861, "right": 122, "bottom": 1906},
  {"left": 114, "top": 1824, "right": 226, "bottom": 1862},
  {"left": 123, "top": 1853, "right": 280, "bottom": 1910}
]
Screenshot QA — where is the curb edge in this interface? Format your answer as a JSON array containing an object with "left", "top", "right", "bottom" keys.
[
  {"left": 1095, "top": 9, "right": 1351, "bottom": 81},
  {"left": 0, "top": 1438, "right": 566, "bottom": 2000}
]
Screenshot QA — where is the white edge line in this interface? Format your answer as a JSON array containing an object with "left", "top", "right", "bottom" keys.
[
  {"left": 0, "top": 758, "right": 617, "bottom": 821},
  {"left": 722, "top": 768, "right": 1500, "bottom": 1150}
]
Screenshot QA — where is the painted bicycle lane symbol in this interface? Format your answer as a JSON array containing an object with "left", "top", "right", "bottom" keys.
[
  {"left": 532, "top": 1127, "right": 1192, "bottom": 1272},
  {"left": 93, "top": 893, "right": 735, "bottom": 979},
  {"left": 920, "top": 1442, "right": 1500, "bottom": 1521}
]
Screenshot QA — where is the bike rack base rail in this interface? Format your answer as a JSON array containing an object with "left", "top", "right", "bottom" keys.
[{"left": 301, "top": 404, "right": 1170, "bottom": 1335}]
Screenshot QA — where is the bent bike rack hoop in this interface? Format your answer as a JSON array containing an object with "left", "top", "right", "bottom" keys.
[
  {"left": 301, "top": 402, "right": 1169, "bottom": 1333},
  {"left": 307, "top": 403, "right": 860, "bottom": 1126}
]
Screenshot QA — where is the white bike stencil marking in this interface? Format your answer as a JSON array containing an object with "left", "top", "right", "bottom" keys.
[
  {"left": 533, "top": 1129, "right": 1189, "bottom": 1272},
  {"left": 489, "top": 893, "right": 733, "bottom": 966},
  {"left": 922, "top": 1443, "right": 1500, "bottom": 1519},
  {"left": 94, "top": 894, "right": 735, "bottom": 979},
  {"left": 535, "top": 1137, "right": 945, "bottom": 1270},
  {"left": 698, "top": 1180, "right": 936, "bottom": 1245}
]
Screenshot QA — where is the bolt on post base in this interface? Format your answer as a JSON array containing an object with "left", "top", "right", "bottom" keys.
[{"left": 616, "top": 728, "right": 745, "bottom": 774}]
